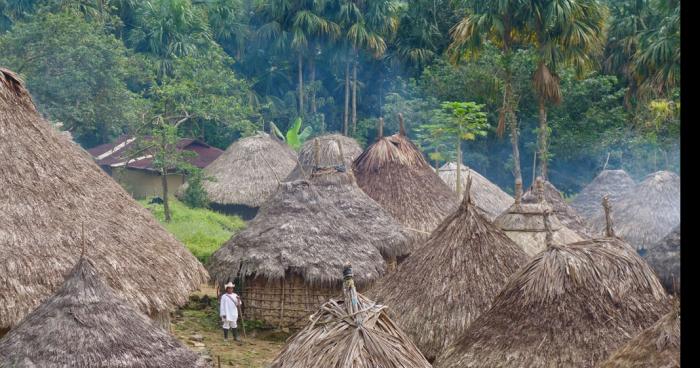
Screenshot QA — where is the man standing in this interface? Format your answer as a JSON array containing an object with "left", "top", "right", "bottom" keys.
[{"left": 219, "top": 282, "right": 242, "bottom": 342}]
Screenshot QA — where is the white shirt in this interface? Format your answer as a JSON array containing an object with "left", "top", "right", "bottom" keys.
[{"left": 220, "top": 292, "right": 241, "bottom": 322}]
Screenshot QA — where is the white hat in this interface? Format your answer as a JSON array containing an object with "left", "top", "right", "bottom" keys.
[{"left": 224, "top": 282, "right": 235, "bottom": 289}]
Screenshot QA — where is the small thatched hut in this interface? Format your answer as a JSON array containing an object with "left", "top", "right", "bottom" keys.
[
  {"left": 494, "top": 178, "right": 583, "bottom": 256},
  {"left": 599, "top": 303, "right": 680, "bottom": 368},
  {"left": 0, "top": 257, "right": 208, "bottom": 367},
  {"left": 270, "top": 265, "right": 432, "bottom": 368},
  {"left": 0, "top": 68, "right": 207, "bottom": 335},
  {"left": 523, "top": 178, "right": 591, "bottom": 237},
  {"left": 434, "top": 234, "right": 671, "bottom": 368},
  {"left": 589, "top": 170, "right": 680, "bottom": 251},
  {"left": 286, "top": 133, "right": 363, "bottom": 180},
  {"left": 437, "top": 162, "right": 513, "bottom": 221},
  {"left": 187, "top": 131, "right": 297, "bottom": 218},
  {"left": 207, "top": 179, "right": 386, "bottom": 328},
  {"left": 644, "top": 226, "right": 680, "bottom": 294},
  {"left": 368, "top": 177, "right": 528, "bottom": 362},
  {"left": 571, "top": 169, "right": 636, "bottom": 219},
  {"left": 353, "top": 117, "right": 458, "bottom": 239}
]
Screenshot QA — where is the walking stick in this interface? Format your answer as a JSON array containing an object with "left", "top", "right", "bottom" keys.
[{"left": 237, "top": 304, "right": 247, "bottom": 340}]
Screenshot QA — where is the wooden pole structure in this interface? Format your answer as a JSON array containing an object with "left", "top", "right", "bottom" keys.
[
  {"left": 377, "top": 117, "right": 384, "bottom": 139},
  {"left": 602, "top": 195, "right": 615, "bottom": 238},
  {"left": 398, "top": 113, "right": 406, "bottom": 136}
]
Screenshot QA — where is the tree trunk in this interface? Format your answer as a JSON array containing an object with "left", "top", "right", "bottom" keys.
[
  {"left": 456, "top": 139, "right": 462, "bottom": 199},
  {"left": 506, "top": 80, "right": 523, "bottom": 202},
  {"left": 310, "top": 55, "right": 317, "bottom": 114},
  {"left": 343, "top": 56, "right": 350, "bottom": 136},
  {"left": 162, "top": 167, "right": 171, "bottom": 222},
  {"left": 351, "top": 50, "right": 358, "bottom": 135},
  {"left": 298, "top": 52, "right": 304, "bottom": 117},
  {"left": 538, "top": 96, "right": 548, "bottom": 179}
]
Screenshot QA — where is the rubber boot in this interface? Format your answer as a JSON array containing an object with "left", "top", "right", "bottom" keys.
[
  {"left": 223, "top": 328, "right": 229, "bottom": 341},
  {"left": 233, "top": 328, "right": 242, "bottom": 343}
]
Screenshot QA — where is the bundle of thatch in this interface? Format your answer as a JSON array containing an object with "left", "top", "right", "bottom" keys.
[
  {"left": 270, "top": 265, "right": 432, "bottom": 368},
  {"left": 352, "top": 118, "right": 458, "bottom": 239},
  {"left": 599, "top": 303, "right": 680, "bottom": 368},
  {"left": 187, "top": 131, "right": 297, "bottom": 218},
  {"left": 571, "top": 169, "right": 636, "bottom": 219},
  {"left": 434, "top": 235, "right": 671, "bottom": 368},
  {"left": 589, "top": 170, "right": 680, "bottom": 250},
  {"left": 644, "top": 226, "right": 680, "bottom": 294},
  {"left": 0, "top": 257, "right": 208, "bottom": 367},
  {"left": 437, "top": 162, "right": 513, "bottom": 221},
  {"left": 523, "top": 178, "right": 591, "bottom": 237},
  {"left": 207, "top": 179, "right": 386, "bottom": 328},
  {"left": 0, "top": 68, "right": 207, "bottom": 335},
  {"left": 368, "top": 177, "right": 528, "bottom": 361},
  {"left": 286, "top": 133, "right": 363, "bottom": 180}
]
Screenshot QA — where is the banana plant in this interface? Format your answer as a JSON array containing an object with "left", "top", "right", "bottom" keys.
[{"left": 270, "top": 117, "right": 312, "bottom": 150}]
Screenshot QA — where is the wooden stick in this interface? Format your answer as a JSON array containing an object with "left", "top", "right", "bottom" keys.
[{"left": 237, "top": 303, "right": 247, "bottom": 340}]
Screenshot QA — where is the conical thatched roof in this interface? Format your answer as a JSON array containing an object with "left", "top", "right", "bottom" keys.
[
  {"left": 644, "top": 226, "right": 680, "bottom": 294},
  {"left": 0, "top": 68, "right": 207, "bottom": 332},
  {"left": 571, "top": 169, "right": 636, "bottom": 219},
  {"left": 353, "top": 131, "right": 458, "bottom": 239},
  {"left": 368, "top": 178, "right": 528, "bottom": 361},
  {"left": 437, "top": 162, "right": 513, "bottom": 221},
  {"left": 599, "top": 303, "right": 680, "bottom": 368},
  {"left": 589, "top": 170, "right": 680, "bottom": 250},
  {"left": 286, "top": 134, "right": 363, "bottom": 180},
  {"left": 0, "top": 257, "right": 208, "bottom": 367},
  {"left": 270, "top": 265, "right": 432, "bottom": 368},
  {"left": 434, "top": 237, "right": 671, "bottom": 368},
  {"left": 191, "top": 131, "right": 297, "bottom": 208},
  {"left": 523, "top": 179, "right": 591, "bottom": 237},
  {"left": 207, "top": 179, "right": 386, "bottom": 286}
]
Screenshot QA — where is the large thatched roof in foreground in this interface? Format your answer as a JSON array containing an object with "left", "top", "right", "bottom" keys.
[
  {"left": 435, "top": 237, "right": 671, "bottom": 368},
  {"left": 437, "top": 162, "right": 513, "bottom": 221},
  {"left": 368, "top": 179, "right": 528, "bottom": 361},
  {"left": 0, "top": 68, "right": 207, "bottom": 332},
  {"left": 599, "top": 302, "right": 680, "bottom": 368},
  {"left": 571, "top": 169, "right": 635, "bottom": 219},
  {"left": 192, "top": 132, "right": 297, "bottom": 207},
  {"left": 353, "top": 131, "right": 458, "bottom": 238},
  {"left": 207, "top": 179, "right": 386, "bottom": 286},
  {"left": 523, "top": 179, "right": 591, "bottom": 237},
  {"left": 0, "top": 258, "right": 208, "bottom": 367},
  {"left": 286, "top": 134, "right": 363, "bottom": 180},
  {"left": 589, "top": 170, "right": 680, "bottom": 249},
  {"left": 644, "top": 226, "right": 680, "bottom": 294},
  {"left": 270, "top": 266, "right": 432, "bottom": 368}
]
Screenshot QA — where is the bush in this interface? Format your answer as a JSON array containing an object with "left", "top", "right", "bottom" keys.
[{"left": 181, "top": 169, "right": 210, "bottom": 209}]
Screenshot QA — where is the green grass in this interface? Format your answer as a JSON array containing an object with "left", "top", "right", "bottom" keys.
[{"left": 139, "top": 197, "right": 246, "bottom": 263}]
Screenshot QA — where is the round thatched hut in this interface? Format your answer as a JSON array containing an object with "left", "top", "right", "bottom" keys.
[
  {"left": 434, "top": 236, "right": 671, "bottom": 368},
  {"left": 522, "top": 178, "right": 591, "bottom": 237},
  {"left": 352, "top": 118, "right": 458, "bottom": 239},
  {"left": 589, "top": 170, "right": 680, "bottom": 251},
  {"left": 0, "top": 68, "right": 207, "bottom": 335},
  {"left": 207, "top": 179, "right": 386, "bottom": 328},
  {"left": 571, "top": 169, "right": 635, "bottom": 219},
  {"left": 0, "top": 257, "right": 208, "bottom": 367},
  {"left": 368, "top": 177, "right": 528, "bottom": 362},
  {"left": 644, "top": 226, "right": 680, "bottom": 294},
  {"left": 270, "top": 265, "right": 432, "bottom": 368},
  {"left": 599, "top": 303, "right": 680, "bottom": 368},
  {"left": 187, "top": 131, "right": 297, "bottom": 219},
  {"left": 437, "top": 162, "right": 513, "bottom": 221},
  {"left": 285, "top": 133, "right": 363, "bottom": 180}
]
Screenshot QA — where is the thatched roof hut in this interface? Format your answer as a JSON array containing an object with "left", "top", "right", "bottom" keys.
[
  {"left": 368, "top": 177, "right": 528, "bottom": 361},
  {"left": 434, "top": 236, "right": 671, "bottom": 368},
  {"left": 270, "top": 265, "right": 432, "bottom": 368},
  {"left": 352, "top": 120, "right": 458, "bottom": 239},
  {"left": 188, "top": 131, "right": 297, "bottom": 218},
  {"left": 286, "top": 133, "right": 363, "bottom": 180},
  {"left": 207, "top": 179, "right": 386, "bottom": 328},
  {"left": 571, "top": 169, "right": 635, "bottom": 219},
  {"left": 599, "top": 303, "right": 680, "bottom": 368},
  {"left": 589, "top": 170, "right": 680, "bottom": 250},
  {"left": 437, "top": 162, "right": 513, "bottom": 221},
  {"left": 644, "top": 226, "right": 680, "bottom": 294},
  {"left": 0, "top": 68, "right": 207, "bottom": 334},
  {"left": 0, "top": 257, "right": 208, "bottom": 367},
  {"left": 523, "top": 178, "right": 591, "bottom": 237}
]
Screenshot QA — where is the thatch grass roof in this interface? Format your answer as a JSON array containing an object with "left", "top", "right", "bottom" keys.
[
  {"left": 523, "top": 179, "right": 591, "bottom": 237},
  {"left": 571, "top": 169, "right": 636, "bottom": 219},
  {"left": 190, "top": 131, "right": 297, "bottom": 207},
  {"left": 599, "top": 302, "right": 680, "bottom": 368},
  {"left": 644, "top": 226, "right": 680, "bottom": 294},
  {"left": 0, "top": 257, "right": 208, "bottom": 367},
  {"left": 0, "top": 68, "right": 208, "bottom": 331},
  {"left": 589, "top": 170, "right": 680, "bottom": 250},
  {"left": 367, "top": 177, "right": 528, "bottom": 361},
  {"left": 286, "top": 134, "right": 363, "bottom": 180},
  {"left": 434, "top": 237, "right": 671, "bottom": 368},
  {"left": 207, "top": 179, "right": 386, "bottom": 286},
  {"left": 270, "top": 265, "right": 432, "bottom": 368},
  {"left": 437, "top": 162, "right": 513, "bottom": 221},
  {"left": 352, "top": 132, "right": 458, "bottom": 238}
]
